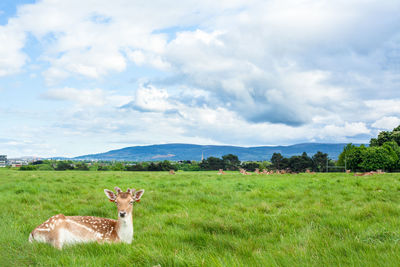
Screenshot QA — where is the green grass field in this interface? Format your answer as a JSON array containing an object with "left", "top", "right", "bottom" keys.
[{"left": 1, "top": 170, "right": 400, "bottom": 266}]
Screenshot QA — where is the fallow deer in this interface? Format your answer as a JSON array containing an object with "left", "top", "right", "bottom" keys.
[
  {"left": 239, "top": 168, "right": 252, "bottom": 175},
  {"left": 29, "top": 187, "right": 144, "bottom": 249},
  {"left": 218, "top": 169, "right": 226, "bottom": 175}
]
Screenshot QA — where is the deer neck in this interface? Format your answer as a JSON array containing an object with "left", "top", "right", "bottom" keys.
[{"left": 116, "top": 213, "right": 133, "bottom": 244}]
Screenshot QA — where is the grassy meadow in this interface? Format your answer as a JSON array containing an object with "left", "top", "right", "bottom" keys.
[{"left": 1, "top": 170, "right": 400, "bottom": 266}]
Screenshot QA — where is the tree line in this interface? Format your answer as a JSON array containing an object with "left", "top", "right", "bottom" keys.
[
  {"left": 18, "top": 151, "right": 333, "bottom": 173},
  {"left": 270, "top": 151, "right": 332, "bottom": 172},
  {"left": 337, "top": 125, "right": 400, "bottom": 172},
  {"left": 20, "top": 124, "right": 400, "bottom": 173},
  {"left": 19, "top": 160, "right": 178, "bottom": 171}
]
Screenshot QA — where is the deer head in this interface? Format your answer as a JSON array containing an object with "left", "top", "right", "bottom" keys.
[{"left": 104, "top": 187, "right": 144, "bottom": 219}]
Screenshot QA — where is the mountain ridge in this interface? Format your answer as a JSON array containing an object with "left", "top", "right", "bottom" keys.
[{"left": 73, "top": 143, "right": 359, "bottom": 161}]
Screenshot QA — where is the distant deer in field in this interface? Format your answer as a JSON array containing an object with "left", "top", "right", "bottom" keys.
[
  {"left": 29, "top": 187, "right": 144, "bottom": 249},
  {"left": 239, "top": 168, "right": 251, "bottom": 175},
  {"left": 354, "top": 172, "right": 374, "bottom": 176},
  {"left": 169, "top": 170, "right": 176, "bottom": 175},
  {"left": 262, "top": 169, "right": 271, "bottom": 174},
  {"left": 218, "top": 169, "right": 226, "bottom": 175},
  {"left": 254, "top": 168, "right": 260, "bottom": 174}
]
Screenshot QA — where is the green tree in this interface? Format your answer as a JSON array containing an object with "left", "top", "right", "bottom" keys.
[
  {"left": 19, "top": 165, "right": 38, "bottom": 171},
  {"left": 97, "top": 165, "right": 110, "bottom": 171},
  {"left": 347, "top": 145, "right": 366, "bottom": 171},
  {"left": 312, "top": 151, "right": 328, "bottom": 172},
  {"left": 382, "top": 142, "right": 400, "bottom": 170},
  {"left": 288, "top": 156, "right": 302, "bottom": 172},
  {"left": 392, "top": 131, "right": 400, "bottom": 146},
  {"left": 111, "top": 162, "right": 125, "bottom": 171},
  {"left": 37, "top": 164, "right": 54, "bottom": 171},
  {"left": 148, "top": 162, "right": 161, "bottom": 171},
  {"left": 271, "top": 153, "right": 284, "bottom": 169},
  {"left": 199, "top": 157, "right": 224, "bottom": 170},
  {"left": 222, "top": 154, "right": 241, "bottom": 170},
  {"left": 125, "top": 163, "right": 147, "bottom": 171},
  {"left": 301, "top": 152, "right": 314, "bottom": 171},
  {"left": 343, "top": 124, "right": 400, "bottom": 172},
  {"left": 178, "top": 161, "right": 201, "bottom": 171},
  {"left": 259, "top": 161, "right": 272, "bottom": 170},
  {"left": 286, "top": 152, "right": 313, "bottom": 172},
  {"left": 369, "top": 138, "right": 379, "bottom": 147},
  {"left": 337, "top": 144, "right": 366, "bottom": 171},
  {"left": 160, "top": 160, "right": 177, "bottom": 171},
  {"left": 360, "top": 146, "right": 397, "bottom": 171},
  {"left": 241, "top": 162, "right": 261, "bottom": 172},
  {"left": 75, "top": 162, "right": 89, "bottom": 171},
  {"left": 376, "top": 131, "right": 392, "bottom": 146},
  {"left": 55, "top": 161, "right": 74, "bottom": 171}
]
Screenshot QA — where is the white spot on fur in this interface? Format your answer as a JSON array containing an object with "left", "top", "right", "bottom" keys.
[
  {"left": 36, "top": 228, "right": 50, "bottom": 232},
  {"left": 65, "top": 219, "right": 95, "bottom": 233}
]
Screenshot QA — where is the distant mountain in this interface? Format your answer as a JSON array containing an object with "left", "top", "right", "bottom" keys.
[{"left": 73, "top": 143, "right": 358, "bottom": 161}]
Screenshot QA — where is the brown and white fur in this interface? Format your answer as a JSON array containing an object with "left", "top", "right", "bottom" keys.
[{"left": 29, "top": 187, "right": 144, "bottom": 249}]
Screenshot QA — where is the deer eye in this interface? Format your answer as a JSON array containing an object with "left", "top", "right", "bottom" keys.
[{"left": 129, "top": 201, "right": 134, "bottom": 205}]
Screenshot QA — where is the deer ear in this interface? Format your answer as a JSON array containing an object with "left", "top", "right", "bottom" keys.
[
  {"left": 127, "top": 188, "right": 136, "bottom": 195},
  {"left": 114, "top": 187, "right": 122, "bottom": 194},
  {"left": 104, "top": 189, "right": 116, "bottom": 202},
  {"left": 134, "top": 189, "right": 144, "bottom": 202}
]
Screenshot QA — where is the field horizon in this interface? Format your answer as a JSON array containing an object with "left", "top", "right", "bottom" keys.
[{"left": 1, "top": 170, "right": 400, "bottom": 266}]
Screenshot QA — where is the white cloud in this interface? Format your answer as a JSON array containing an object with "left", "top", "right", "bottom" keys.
[
  {"left": 1, "top": 0, "right": 400, "bottom": 156},
  {"left": 5, "top": 0, "right": 245, "bottom": 82},
  {"left": 365, "top": 99, "right": 400, "bottom": 118},
  {"left": 372, "top": 116, "right": 400, "bottom": 130},
  {"left": 0, "top": 24, "right": 26, "bottom": 76},
  {"left": 3, "top": 82, "right": 376, "bottom": 157},
  {"left": 321, "top": 122, "right": 370, "bottom": 138},
  {"left": 126, "top": 49, "right": 170, "bottom": 70},
  {"left": 129, "top": 84, "right": 173, "bottom": 112},
  {"left": 42, "top": 87, "right": 132, "bottom": 107}
]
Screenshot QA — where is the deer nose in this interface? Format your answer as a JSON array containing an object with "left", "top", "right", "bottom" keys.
[{"left": 119, "top": 211, "right": 126, "bottom": 218}]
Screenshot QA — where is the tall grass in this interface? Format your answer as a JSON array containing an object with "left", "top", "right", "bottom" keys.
[{"left": 1, "top": 170, "right": 400, "bottom": 266}]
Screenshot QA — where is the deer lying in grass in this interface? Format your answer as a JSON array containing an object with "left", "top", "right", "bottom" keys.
[
  {"left": 29, "top": 187, "right": 144, "bottom": 249},
  {"left": 218, "top": 169, "right": 226, "bottom": 175},
  {"left": 239, "top": 168, "right": 251, "bottom": 175}
]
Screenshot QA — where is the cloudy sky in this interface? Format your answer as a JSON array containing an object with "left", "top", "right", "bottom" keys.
[{"left": 1, "top": 0, "right": 400, "bottom": 157}]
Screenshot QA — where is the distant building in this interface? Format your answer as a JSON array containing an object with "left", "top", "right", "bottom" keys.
[
  {"left": 7, "top": 158, "right": 29, "bottom": 167},
  {"left": 0, "top": 155, "right": 7, "bottom": 167}
]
